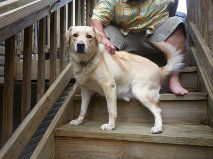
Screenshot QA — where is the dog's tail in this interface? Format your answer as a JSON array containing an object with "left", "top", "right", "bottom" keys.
[{"left": 153, "top": 42, "right": 184, "bottom": 77}]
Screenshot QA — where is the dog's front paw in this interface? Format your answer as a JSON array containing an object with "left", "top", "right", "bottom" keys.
[
  {"left": 151, "top": 126, "right": 162, "bottom": 134},
  {"left": 100, "top": 123, "right": 115, "bottom": 130},
  {"left": 69, "top": 119, "right": 83, "bottom": 126}
]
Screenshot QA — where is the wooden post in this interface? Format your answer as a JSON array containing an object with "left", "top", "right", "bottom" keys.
[
  {"left": 75, "top": 0, "right": 79, "bottom": 26},
  {"left": 207, "top": 0, "right": 213, "bottom": 51},
  {"left": 21, "top": 25, "right": 33, "bottom": 121},
  {"left": 81, "top": 0, "right": 85, "bottom": 26},
  {"left": 60, "top": 6, "right": 66, "bottom": 71},
  {"left": 37, "top": 18, "right": 46, "bottom": 101},
  {"left": 86, "top": 0, "right": 91, "bottom": 25},
  {"left": 49, "top": 11, "right": 57, "bottom": 86},
  {"left": 68, "top": 1, "right": 73, "bottom": 28},
  {"left": 2, "top": 35, "right": 16, "bottom": 144}
]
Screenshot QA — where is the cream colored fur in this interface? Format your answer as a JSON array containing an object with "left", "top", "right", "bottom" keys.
[{"left": 66, "top": 26, "right": 184, "bottom": 134}]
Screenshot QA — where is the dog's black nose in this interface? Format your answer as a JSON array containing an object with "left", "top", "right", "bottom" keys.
[{"left": 77, "top": 42, "right": 85, "bottom": 53}]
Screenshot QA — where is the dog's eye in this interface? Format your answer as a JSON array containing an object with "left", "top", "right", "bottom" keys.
[
  {"left": 73, "top": 33, "right": 78, "bottom": 37},
  {"left": 86, "top": 35, "right": 92, "bottom": 39}
]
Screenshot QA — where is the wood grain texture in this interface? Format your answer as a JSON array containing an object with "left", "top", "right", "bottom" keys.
[
  {"left": 0, "top": 63, "right": 72, "bottom": 159},
  {"left": 191, "top": 47, "right": 213, "bottom": 126},
  {"left": 0, "top": 0, "right": 57, "bottom": 29},
  {"left": 188, "top": 22, "right": 213, "bottom": 84},
  {"left": 15, "top": 59, "right": 69, "bottom": 80},
  {"left": 86, "top": 0, "right": 91, "bottom": 25},
  {"left": 74, "top": 93, "right": 207, "bottom": 124},
  {"left": 54, "top": 121, "right": 213, "bottom": 147},
  {"left": 49, "top": 11, "right": 57, "bottom": 86},
  {"left": 31, "top": 84, "right": 77, "bottom": 159},
  {"left": 2, "top": 35, "right": 16, "bottom": 144},
  {"left": 37, "top": 18, "right": 46, "bottom": 101},
  {"left": 67, "top": 1, "right": 73, "bottom": 28},
  {"left": 55, "top": 137, "right": 213, "bottom": 159},
  {"left": 80, "top": 0, "right": 85, "bottom": 26},
  {"left": 21, "top": 25, "right": 33, "bottom": 121},
  {"left": 0, "top": 6, "right": 49, "bottom": 42},
  {"left": 60, "top": 6, "right": 66, "bottom": 72}
]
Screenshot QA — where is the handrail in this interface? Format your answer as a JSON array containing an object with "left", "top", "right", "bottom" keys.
[
  {"left": 0, "top": 62, "right": 73, "bottom": 159},
  {"left": 0, "top": 0, "right": 57, "bottom": 29},
  {"left": 0, "top": 0, "right": 73, "bottom": 42},
  {"left": 187, "top": 0, "right": 213, "bottom": 126}
]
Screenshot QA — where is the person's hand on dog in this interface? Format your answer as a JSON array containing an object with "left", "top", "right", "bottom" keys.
[{"left": 102, "top": 37, "right": 116, "bottom": 55}]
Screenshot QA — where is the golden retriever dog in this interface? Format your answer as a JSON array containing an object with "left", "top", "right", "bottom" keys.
[{"left": 66, "top": 26, "right": 183, "bottom": 134}]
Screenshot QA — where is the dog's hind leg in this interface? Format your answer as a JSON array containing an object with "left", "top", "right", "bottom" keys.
[
  {"left": 70, "top": 87, "right": 92, "bottom": 126},
  {"left": 132, "top": 85, "right": 162, "bottom": 134}
]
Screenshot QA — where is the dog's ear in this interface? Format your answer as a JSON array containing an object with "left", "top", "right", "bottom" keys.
[
  {"left": 65, "top": 27, "right": 72, "bottom": 45},
  {"left": 93, "top": 28, "right": 103, "bottom": 44}
]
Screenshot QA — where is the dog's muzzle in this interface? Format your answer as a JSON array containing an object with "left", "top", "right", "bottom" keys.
[{"left": 77, "top": 41, "right": 85, "bottom": 53}]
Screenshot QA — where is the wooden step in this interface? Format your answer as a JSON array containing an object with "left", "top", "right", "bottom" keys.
[
  {"left": 74, "top": 93, "right": 208, "bottom": 124},
  {"left": 161, "top": 66, "right": 198, "bottom": 92},
  {"left": 54, "top": 121, "right": 213, "bottom": 159}
]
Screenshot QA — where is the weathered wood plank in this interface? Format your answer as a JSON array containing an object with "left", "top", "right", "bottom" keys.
[
  {"left": 0, "top": 0, "right": 71, "bottom": 42},
  {"left": 37, "top": 18, "right": 46, "bottom": 101},
  {"left": 75, "top": 0, "right": 79, "bottom": 26},
  {"left": 54, "top": 121, "right": 213, "bottom": 147},
  {"left": 21, "top": 25, "right": 33, "bottom": 121},
  {"left": 49, "top": 11, "right": 57, "bottom": 86},
  {"left": 0, "top": 6, "right": 49, "bottom": 42},
  {"left": 60, "top": 6, "right": 66, "bottom": 71},
  {"left": 55, "top": 137, "right": 213, "bottom": 159},
  {"left": 67, "top": 1, "right": 73, "bottom": 28},
  {"left": 0, "top": 0, "right": 58, "bottom": 29},
  {"left": 74, "top": 93, "right": 207, "bottom": 124},
  {"left": 80, "top": 0, "right": 85, "bottom": 26},
  {"left": 191, "top": 47, "right": 213, "bottom": 126},
  {"left": 2, "top": 35, "right": 16, "bottom": 144},
  {"left": 15, "top": 59, "right": 69, "bottom": 80},
  {"left": 0, "top": 0, "right": 19, "bottom": 14},
  {"left": 188, "top": 22, "right": 213, "bottom": 86},
  {"left": 31, "top": 84, "right": 78, "bottom": 159},
  {"left": 0, "top": 62, "right": 73, "bottom": 159},
  {"left": 86, "top": 0, "right": 91, "bottom": 25}
]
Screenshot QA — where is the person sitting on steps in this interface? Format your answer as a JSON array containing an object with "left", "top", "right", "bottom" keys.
[{"left": 90, "top": 0, "right": 189, "bottom": 95}]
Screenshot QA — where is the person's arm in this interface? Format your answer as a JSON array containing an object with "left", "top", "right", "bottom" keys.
[
  {"left": 169, "top": 0, "right": 179, "bottom": 17},
  {"left": 90, "top": 19, "right": 116, "bottom": 54}
]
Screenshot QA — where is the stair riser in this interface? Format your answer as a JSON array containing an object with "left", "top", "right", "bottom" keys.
[
  {"left": 55, "top": 137, "right": 213, "bottom": 159},
  {"left": 161, "top": 71, "right": 197, "bottom": 92},
  {"left": 74, "top": 100, "right": 207, "bottom": 124}
]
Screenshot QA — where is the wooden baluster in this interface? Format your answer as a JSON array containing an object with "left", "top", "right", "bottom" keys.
[
  {"left": 2, "top": 35, "right": 16, "bottom": 144},
  {"left": 75, "top": 0, "right": 79, "bottom": 25},
  {"left": 86, "top": 0, "right": 91, "bottom": 25},
  {"left": 21, "top": 25, "right": 33, "bottom": 121},
  {"left": 49, "top": 11, "right": 57, "bottom": 86},
  {"left": 60, "top": 6, "right": 66, "bottom": 71},
  {"left": 207, "top": 0, "right": 213, "bottom": 51},
  {"left": 37, "top": 18, "right": 46, "bottom": 101},
  {"left": 68, "top": 1, "right": 73, "bottom": 28},
  {"left": 81, "top": 0, "right": 85, "bottom": 26},
  {"left": 78, "top": 0, "right": 82, "bottom": 26}
]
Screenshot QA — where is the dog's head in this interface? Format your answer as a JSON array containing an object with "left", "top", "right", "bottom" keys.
[{"left": 66, "top": 26, "right": 103, "bottom": 55}]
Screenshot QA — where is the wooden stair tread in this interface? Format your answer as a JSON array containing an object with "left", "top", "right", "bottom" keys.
[
  {"left": 54, "top": 121, "right": 213, "bottom": 147},
  {"left": 181, "top": 66, "right": 197, "bottom": 72},
  {"left": 74, "top": 92, "right": 207, "bottom": 101}
]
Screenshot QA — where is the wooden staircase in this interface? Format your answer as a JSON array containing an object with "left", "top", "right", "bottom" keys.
[{"left": 53, "top": 66, "right": 213, "bottom": 159}]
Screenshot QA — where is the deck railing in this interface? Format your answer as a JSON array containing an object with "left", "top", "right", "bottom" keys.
[
  {"left": 0, "top": 0, "right": 98, "bottom": 158},
  {"left": 187, "top": 0, "right": 213, "bottom": 125}
]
